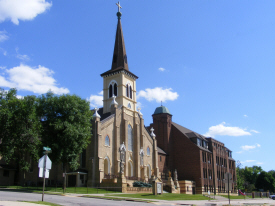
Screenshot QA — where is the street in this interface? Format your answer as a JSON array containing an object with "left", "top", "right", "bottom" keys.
[{"left": 0, "top": 190, "right": 157, "bottom": 206}]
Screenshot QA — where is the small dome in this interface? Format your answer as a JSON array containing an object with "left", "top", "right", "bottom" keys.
[{"left": 153, "top": 106, "right": 171, "bottom": 115}]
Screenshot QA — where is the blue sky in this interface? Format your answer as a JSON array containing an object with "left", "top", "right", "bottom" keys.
[{"left": 0, "top": 1, "right": 274, "bottom": 172}]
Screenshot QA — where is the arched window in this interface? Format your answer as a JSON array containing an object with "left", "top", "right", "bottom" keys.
[
  {"left": 128, "top": 103, "right": 131, "bottom": 109},
  {"left": 129, "top": 85, "right": 132, "bottom": 99},
  {"left": 128, "top": 124, "right": 133, "bottom": 151},
  {"left": 147, "top": 147, "right": 150, "bottom": 156},
  {"left": 109, "top": 84, "right": 113, "bottom": 98},
  {"left": 105, "top": 136, "right": 110, "bottom": 146},
  {"left": 114, "top": 83, "right": 117, "bottom": 96},
  {"left": 128, "top": 161, "right": 133, "bottom": 177},
  {"left": 104, "top": 156, "right": 110, "bottom": 175},
  {"left": 126, "top": 84, "right": 129, "bottom": 97}
]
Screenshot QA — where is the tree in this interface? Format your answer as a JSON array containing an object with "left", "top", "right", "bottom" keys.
[
  {"left": 0, "top": 88, "right": 41, "bottom": 184},
  {"left": 255, "top": 171, "right": 275, "bottom": 192},
  {"left": 236, "top": 161, "right": 245, "bottom": 190},
  {"left": 37, "top": 92, "right": 92, "bottom": 189}
]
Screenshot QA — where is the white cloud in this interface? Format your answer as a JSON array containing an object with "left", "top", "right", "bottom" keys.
[
  {"left": 0, "top": 64, "right": 69, "bottom": 94},
  {"left": 245, "top": 160, "right": 256, "bottom": 163},
  {"left": 136, "top": 102, "right": 142, "bottom": 109},
  {"left": 0, "top": 0, "right": 52, "bottom": 25},
  {"left": 204, "top": 122, "right": 251, "bottom": 138},
  {"left": 250, "top": 129, "right": 259, "bottom": 134},
  {"left": 0, "top": 30, "right": 8, "bottom": 42},
  {"left": 158, "top": 67, "right": 165, "bottom": 72},
  {"left": 240, "top": 143, "right": 260, "bottom": 151},
  {"left": 137, "top": 87, "right": 179, "bottom": 103},
  {"left": 0, "top": 47, "right": 7, "bottom": 56},
  {"left": 244, "top": 114, "right": 248, "bottom": 118},
  {"left": 16, "top": 48, "right": 30, "bottom": 61},
  {"left": 256, "top": 162, "right": 263, "bottom": 165},
  {"left": 16, "top": 95, "right": 23, "bottom": 99},
  {"left": 88, "top": 91, "right": 103, "bottom": 108}
]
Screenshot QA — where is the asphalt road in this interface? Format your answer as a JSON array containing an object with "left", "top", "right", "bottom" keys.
[{"left": 0, "top": 190, "right": 158, "bottom": 206}]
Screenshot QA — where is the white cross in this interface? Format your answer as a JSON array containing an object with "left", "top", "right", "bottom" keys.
[{"left": 116, "top": 1, "right": 122, "bottom": 12}]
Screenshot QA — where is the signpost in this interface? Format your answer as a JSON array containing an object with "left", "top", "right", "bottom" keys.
[
  {"left": 38, "top": 147, "right": 52, "bottom": 202},
  {"left": 224, "top": 172, "right": 233, "bottom": 205}
]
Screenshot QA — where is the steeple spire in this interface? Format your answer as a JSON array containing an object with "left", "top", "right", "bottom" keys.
[{"left": 111, "top": 2, "right": 128, "bottom": 71}]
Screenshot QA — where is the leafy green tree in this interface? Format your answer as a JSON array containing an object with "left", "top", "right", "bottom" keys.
[
  {"left": 0, "top": 88, "right": 41, "bottom": 184},
  {"left": 268, "top": 170, "right": 275, "bottom": 179},
  {"left": 255, "top": 171, "right": 275, "bottom": 192},
  {"left": 37, "top": 92, "right": 92, "bottom": 189},
  {"left": 236, "top": 167, "right": 245, "bottom": 191},
  {"left": 242, "top": 166, "right": 263, "bottom": 191}
]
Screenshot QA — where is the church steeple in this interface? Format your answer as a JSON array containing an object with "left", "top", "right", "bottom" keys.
[
  {"left": 111, "top": 2, "right": 128, "bottom": 71},
  {"left": 101, "top": 2, "right": 138, "bottom": 114}
]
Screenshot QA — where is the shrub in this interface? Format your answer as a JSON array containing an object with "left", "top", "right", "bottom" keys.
[{"left": 133, "top": 181, "right": 152, "bottom": 187}]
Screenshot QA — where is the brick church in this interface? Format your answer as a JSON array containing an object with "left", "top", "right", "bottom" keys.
[{"left": 0, "top": 3, "right": 236, "bottom": 195}]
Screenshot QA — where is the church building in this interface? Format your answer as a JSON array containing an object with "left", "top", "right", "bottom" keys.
[{"left": 86, "top": 6, "right": 159, "bottom": 187}]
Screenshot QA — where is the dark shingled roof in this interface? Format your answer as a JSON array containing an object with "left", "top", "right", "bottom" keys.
[
  {"left": 92, "top": 107, "right": 112, "bottom": 122},
  {"left": 171, "top": 122, "right": 211, "bottom": 152},
  {"left": 172, "top": 122, "right": 208, "bottom": 141},
  {"left": 157, "top": 147, "right": 167, "bottom": 155}
]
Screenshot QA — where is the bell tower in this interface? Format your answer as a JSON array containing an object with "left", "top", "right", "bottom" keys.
[{"left": 100, "top": 2, "right": 138, "bottom": 114}]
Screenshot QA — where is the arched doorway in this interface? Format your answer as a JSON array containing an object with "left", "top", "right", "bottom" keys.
[
  {"left": 147, "top": 164, "right": 151, "bottom": 179},
  {"left": 104, "top": 156, "right": 110, "bottom": 176},
  {"left": 128, "top": 161, "right": 133, "bottom": 177}
]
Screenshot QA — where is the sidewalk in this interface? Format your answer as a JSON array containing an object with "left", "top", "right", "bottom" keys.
[{"left": 0, "top": 202, "right": 48, "bottom": 206}]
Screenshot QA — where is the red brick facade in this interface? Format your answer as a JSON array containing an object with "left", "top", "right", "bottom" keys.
[{"left": 150, "top": 107, "right": 237, "bottom": 194}]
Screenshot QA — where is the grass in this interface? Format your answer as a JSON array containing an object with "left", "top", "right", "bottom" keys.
[
  {"left": 0, "top": 186, "right": 121, "bottom": 194},
  {"left": 106, "top": 193, "right": 212, "bottom": 200},
  {"left": 22, "top": 201, "right": 61, "bottom": 206}
]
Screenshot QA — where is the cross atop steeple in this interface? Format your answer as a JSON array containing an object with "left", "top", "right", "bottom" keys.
[{"left": 116, "top": 1, "right": 122, "bottom": 12}]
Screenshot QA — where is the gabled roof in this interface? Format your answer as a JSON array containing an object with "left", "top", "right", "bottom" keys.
[
  {"left": 171, "top": 122, "right": 211, "bottom": 152},
  {"left": 172, "top": 122, "right": 207, "bottom": 141},
  {"left": 157, "top": 147, "right": 167, "bottom": 155}
]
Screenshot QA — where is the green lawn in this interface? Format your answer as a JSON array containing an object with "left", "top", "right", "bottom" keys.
[
  {"left": 107, "top": 193, "right": 212, "bottom": 200},
  {"left": 0, "top": 186, "right": 121, "bottom": 194}
]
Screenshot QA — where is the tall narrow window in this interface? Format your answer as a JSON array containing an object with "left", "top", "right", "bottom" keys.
[
  {"left": 129, "top": 86, "right": 132, "bottom": 99},
  {"left": 126, "top": 85, "right": 129, "bottom": 97},
  {"left": 109, "top": 84, "right": 113, "bottom": 98},
  {"left": 147, "top": 147, "right": 150, "bottom": 156},
  {"left": 128, "top": 124, "right": 133, "bottom": 151},
  {"left": 105, "top": 136, "right": 110, "bottom": 146},
  {"left": 114, "top": 83, "right": 117, "bottom": 96}
]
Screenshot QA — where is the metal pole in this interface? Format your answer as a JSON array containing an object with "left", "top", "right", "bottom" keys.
[{"left": 42, "top": 153, "right": 47, "bottom": 201}]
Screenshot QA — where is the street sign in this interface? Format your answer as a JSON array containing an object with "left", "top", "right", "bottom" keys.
[
  {"left": 38, "top": 155, "right": 52, "bottom": 170},
  {"left": 43, "top": 147, "right": 51, "bottom": 151}
]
